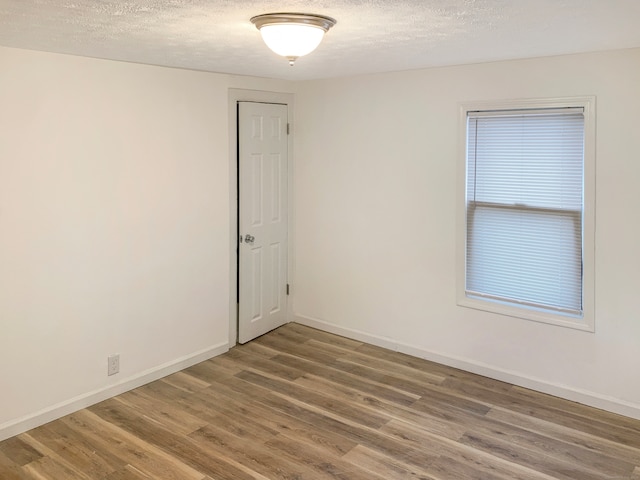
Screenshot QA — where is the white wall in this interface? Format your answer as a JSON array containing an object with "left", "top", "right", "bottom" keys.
[
  {"left": 0, "top": 46, "right": 293, "bottom": 439},
  {"left": 293, "top": 48, "right": 640, "bottom": 418},
  {"left": 2, "top": 43, "right": 639, "bottom": 440}
]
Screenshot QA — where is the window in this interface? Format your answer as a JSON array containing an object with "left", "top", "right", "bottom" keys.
[{"left": 457, "top": 98, "right": 595, "bottom": 331}]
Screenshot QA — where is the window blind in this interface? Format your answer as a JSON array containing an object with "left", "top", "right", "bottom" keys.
[{"left": 465, "top": 108, "right": 585, "bottom": 315}]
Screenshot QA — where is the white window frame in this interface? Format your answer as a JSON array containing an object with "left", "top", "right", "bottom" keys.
[{"left": 456, "top": 96, "right": 596, "bottom": 332}]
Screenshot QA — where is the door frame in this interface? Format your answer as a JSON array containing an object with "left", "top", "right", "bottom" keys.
[{"left": 228, "top": 89, "right": 295, "bottom": 346}]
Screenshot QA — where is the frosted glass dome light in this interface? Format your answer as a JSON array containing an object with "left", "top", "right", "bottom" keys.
[{"left": 251, "top": 13, "right": 337, "bottom": 66}]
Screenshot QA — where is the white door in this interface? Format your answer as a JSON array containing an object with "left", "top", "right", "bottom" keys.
[{"left": 238, "top": 102, "right": 288, "bottom": 344}]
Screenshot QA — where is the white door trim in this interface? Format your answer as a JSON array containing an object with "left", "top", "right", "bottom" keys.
[{"left": 228, "top": 89, "right": 295, "bottom": 346}]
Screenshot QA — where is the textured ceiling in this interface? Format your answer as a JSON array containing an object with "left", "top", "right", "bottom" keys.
[{"left": 1, "top": 0, "right": 640, "bottom": 81}]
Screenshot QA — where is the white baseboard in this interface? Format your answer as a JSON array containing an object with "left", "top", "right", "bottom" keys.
[
  {"left": 294, "top": 314, "right": 640, "bottom": 421},
  {"left": 0, "top": 342, "right": 229, "bottom": 442}
]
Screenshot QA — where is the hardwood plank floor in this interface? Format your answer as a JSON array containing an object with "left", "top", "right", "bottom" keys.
[{"left": 2, "top": 323, "right": 640, "bottom": 479}]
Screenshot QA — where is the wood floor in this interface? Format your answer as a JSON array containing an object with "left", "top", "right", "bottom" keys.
[{"left": 2, "top": 323, "right": 640, "bottom": 480}]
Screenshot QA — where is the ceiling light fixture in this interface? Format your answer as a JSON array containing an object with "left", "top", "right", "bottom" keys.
[{"left": 250, "top": 13, "right": 337, "bottom": 66}]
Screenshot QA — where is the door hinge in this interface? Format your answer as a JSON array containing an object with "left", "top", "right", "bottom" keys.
[
  {"left": 286, "top": 284, "right": 290, "bottom": 295},
  {"left": 286, "top": 123, "right": 290, "bottom": 135}
]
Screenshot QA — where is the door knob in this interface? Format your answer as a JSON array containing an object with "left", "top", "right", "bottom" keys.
[{"left": 244, "top": 234, "right": 255, "bottom": 244}]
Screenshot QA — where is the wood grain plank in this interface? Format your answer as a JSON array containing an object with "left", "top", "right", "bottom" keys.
[
  {"left": 2, "top": 323, "right": 640, "bottom": 480},
  {"left": 0, "top": 450, "right": 28, "bottom": 480},
  {"left": 443, "top": 377, "right": 640, "bottom": 448},
  {"left": 89, "top": 398, "right": 255, "bottom": 480},
  {"left": 232, "top": 340, "right": 282, "bottom": 359},
  {"left": 411, "top": 395, "right": 636, "bottom": 479},
  {"left": 0, "top": 436, "right": 42, "bottom": 467},
  {"left": 183, "top": 356, "right": 242, "bottom": 381},
  {"left": 257, "top": 393, "right": 441, "bottom": 471},
  {"left": 204, "top": 379, "right": 359, "bottom": 457},
  {"left": 459, "top": 430, "right": 624, "bottom": 480},
  {"left": 511, "top": 385, "right": 640, "bottom": 433},
  {"left": 263, "top": 434, "right": 388, "bottom": 480},
  {"left": 104, "top": 464, "right": 154, "bottom": 480},
  {"left": 23, "top": 421, "right": 124, "bottom": 479},
  {"left": 62, "top": 410, "right": 206, "bottom": 480},
  {"left": 285, "top": 323, "right": 364, "bottom": 350},
  {"left": 189, "top": 424, "right": 323, "bottom": 480},
  {"left": 322, "top": 344, "right": 447, "bottom": 385},
  {"left": 270, "top": 353, "right": 421, "bottom": 406},
  {"left": 225, "top": 347, "right": 307, "bottom": 382},
  {"left": 160, "top": 371, "right": 211, "bottom": 393},
  {"left": 234, "top": 369, "right": 392, "bottom": 429},
  {"left": 379, "top": 419, "right": 556, "bottom": 480},
  {"left": 425, "top": 455, "right": 537, "bottom": 480},
  {"left": 21, "top": 455, "right": 91, "bottom": 480},
  {"left": 486, "top": 406, "right": 640, "bottom": 466},
  {"left": 294, "top": 373, "right": 468, "bottom": 441},
  {"left": 210, "top": 367, "right": 440, "bottom": 471},
  {"left": 115, "top": 389, "right": 208, "bottom": 435},
  {"left": 354, "top": 342, "right": 514, "bottom": 393},
  {"left": 463, "top": 418, "right": 635, "bottom": 478},
  {"left": 253, "top": 331, "right": 340, "bottom": 365},
  {"left": 342, "top": 445, "right": 438, "bottom": 480}
]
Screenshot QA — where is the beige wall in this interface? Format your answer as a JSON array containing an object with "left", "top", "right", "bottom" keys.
[
  {"left": 292, "top": 48, "right": 640, "bottom": 418},
  {"left": 0, "top": 46, "right": 294, "bottom": 439}
]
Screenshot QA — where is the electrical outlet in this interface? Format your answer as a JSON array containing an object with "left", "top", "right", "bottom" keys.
[{"left": 107, "top": 354, "right": 120, "bottom": 376}]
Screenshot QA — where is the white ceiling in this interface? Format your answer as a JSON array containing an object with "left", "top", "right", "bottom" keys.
[{"left": 1, "top": 0, "right": 640, "bottom": 81}]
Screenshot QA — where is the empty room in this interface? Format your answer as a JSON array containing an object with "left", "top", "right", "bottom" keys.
[{"left": 1, "top": 1, "right": 640, "bottom": 478}]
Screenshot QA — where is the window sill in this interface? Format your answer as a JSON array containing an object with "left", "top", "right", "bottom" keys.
[{"left": 457, "top": 294, "right": 595, "bottom": 332}]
